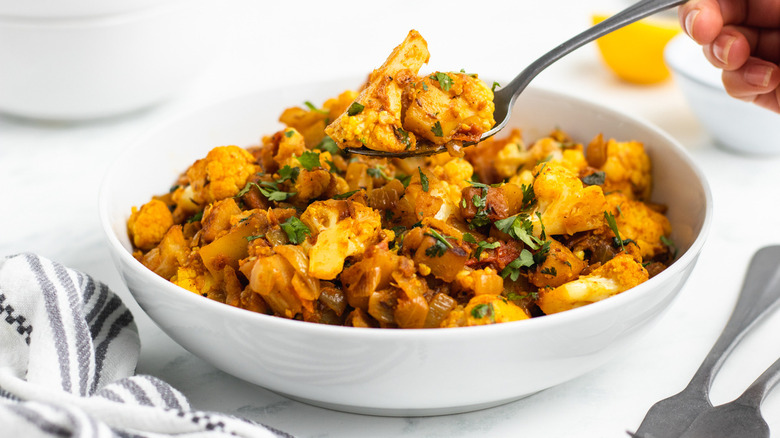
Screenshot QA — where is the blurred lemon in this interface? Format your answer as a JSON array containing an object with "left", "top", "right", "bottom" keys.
[{"left": 593, "top": 14, "right": 681, "bottom": 84}]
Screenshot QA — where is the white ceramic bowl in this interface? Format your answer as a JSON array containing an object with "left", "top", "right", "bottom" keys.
[
  {"left": 0, "top": 1, "right": 219, "bottom": 120},
  {"left": 665, "top": 34, "right": 780, "bottom": 155},
  {"left": 99, "top": 81, "right": 712, "bottom": 416}
]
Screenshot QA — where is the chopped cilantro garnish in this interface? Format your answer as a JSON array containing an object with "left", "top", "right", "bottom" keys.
[
  {"left": 347, "top": 102, "right": 365, "bottom": 116},
  {"left": 540, "top": 267, "right": 557, "bottom": 276},
  {"left": 297, "top": 151, "right": 321, "bottom": 171},
  {"left": 284, "top": 130, "right": 295, "bottom": 138},
  {"left": 492, "top": 81, "right": 501, "bottom": 92},
  {"left": 431, "top": 121, "right": 444, "bottom": 137},
  {"left": 186, "top": 211, "right": 203, "bottom": 224},
  {"left": 424, "top": 229, "right": 455, "bottom": 258},
  {"left": 237, "top": 180, "right": 296, "bottom": 202},
  {"left": 604, "top": 211, "right": 634, "bottom": 251},
  {"left": 661, "top": 235, "right": 678, "bottom": 259},
  {"left": 277, "top": 165, "right": 300, "bottom": 183},
  {"left": 418, "top": 167, "right": 429, "bottom": 192},
  {"left": 396, "top": 173, "right": 412, "bottom": 188},
  {"left": 430, "top": 72, "right": 454, "bottom": 91},
  {"left": 474, "top": 240, "right": 500, "bottom": 260},
  {"left": 470, "top": 303, "right": 495, "bottom": 321},
  {"left": 367, "top": 165, "right": 391, "bottom": 180},
  {"left": 280, "top": 217, "right": 311, "bottom": 245},
  {"left": 394, "top": 127, "right": 411, "bottom": 150},
  {"left": 462, "top": 233, "right": 478, "bottom": 244},
  {"left": 582, "top": 171, "right": 606, "bottom": 186},
  {"left": 501, "top": 250, "right": 535, "bottom": 281},
  {"left": 304, "top": 101, "right": 329, "bottom": 114},
  {"left": 316, "top": 136, "right": 341, "bottom": 155},
  {"left": 245, "top": 234, "right": 265, "bottom": 242},
  {"left": 333, "top": 189, "right": 361, "bottom": 200},
  {"left": 494, "top": 214, "right": 540, "bottom": 250}
]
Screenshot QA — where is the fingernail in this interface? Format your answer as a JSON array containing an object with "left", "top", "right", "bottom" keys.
[
  {"left": 745, "top": 65, "right": 773, "bottom": 88},
  {"left": 713, "top": 36, "right": 736, "bottom": 65},
  {"left": 683, "top": 9, "right": 699, "bottom": 37}
]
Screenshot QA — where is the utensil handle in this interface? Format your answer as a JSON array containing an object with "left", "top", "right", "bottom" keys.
[
  {"left": 688, "top": 246, "right": 780, "bottom": 393},
  {"left": 495, "top": 0, "right": 687, "bottom": 108},
  {"left": 735, "top": 357, "right": 780, "bottom": 408}
]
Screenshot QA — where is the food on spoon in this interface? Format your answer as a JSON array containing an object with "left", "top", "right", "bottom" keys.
[
  {"left": 325, "top": 30, "right": 496, "bottom": 153},
  {"left": 127, "top": 30, "right": 676, "bottom": 328}
]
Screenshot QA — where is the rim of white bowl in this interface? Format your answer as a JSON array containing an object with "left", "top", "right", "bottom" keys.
[{"left": 98, "top": 84, "right": 713, "bottom": 340}]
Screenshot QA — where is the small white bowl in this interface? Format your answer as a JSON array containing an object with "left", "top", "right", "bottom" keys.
[
  {"left": 0, "top": 1, "right": 219, "bottom": 121},
  {"left": 99, "top": 80, "right": 712, "bottom": 416},
  {"left": 665, "top": 34, "right": 780, "bottom": 155}
]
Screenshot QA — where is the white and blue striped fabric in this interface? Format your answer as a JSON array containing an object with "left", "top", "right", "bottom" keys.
[{"left": 0, "top": 254, "right": 291, "bottom": 438}]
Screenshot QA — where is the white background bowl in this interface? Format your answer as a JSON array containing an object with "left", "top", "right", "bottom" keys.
[
  {"left": 0, "top": 0, "right": 221, "bottom": 120},
  {"left": 99, "top": 80, "right": 712, "bottom": 416},
  {"left": 665, "top": 34, "right": 780, "bottom": 155}
]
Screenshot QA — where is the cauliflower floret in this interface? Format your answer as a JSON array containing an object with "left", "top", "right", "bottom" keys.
[
  {"left": 441, "top": 294, "right": 529, "bottom": 327},
  {"left": 177, "top": 145, "right": 260, "bottom": 207},
  {"left": 530, "top": 162, "right": 609, "bottom": 236},
  {"left": 495, "top": 131, "right": 587, "bottom": 180},
  {"left": 599, "top": 138, "right": 652, "bottom": 201},
  {"left": 127, "top": 199, "right": 174, "bottom": 250},
  {"left": 326, "top": 30, "right": 429, "bottom": 153},
  {"left": 600, "top": 192, "right": 672, "bottom": 260},
  {"left": 536, "top": 253, "right": 649, "bottom": 314},
  {"left": 403, "top": 71, "right": 495, "bottom": 145},
  {"left": 279, "top": 90, "right": 358, "bottom": 148},
  {"left": 300, "top": 199, "right": 383, "bottom": 280}
]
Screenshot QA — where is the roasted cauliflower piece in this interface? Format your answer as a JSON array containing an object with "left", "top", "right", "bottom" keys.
[
  {"left": 600, "top": 192, "right": 672, "bottom": 260},
  {"left": 536, "top": 253, "right": 648, "bottom": 314},
  {"left": 588, "top": 134, "right": 652, "bottom": 201},
  {"left": 325, "top": 30, "right": 429, "bottom": 153},
  {"left": 279, "top": 90, "right": 358, "bottom": 148},
  {"left": 403, "top": 71, "right": 495, "bottom": 145},
  {"left": 530, "top": 162, "right": 609, "bottom": 236},
  {"left": 441, "top": 294, "right": 529, "bottom": 327},
  {"left": 300, "top": 199, "right": 383, "bottom": 280},
  {"left": 128, "top": 199, "right": 174, "bottom": 251},
  {"left": 173, "top": 145, "right": 259, "bottom": 211}
]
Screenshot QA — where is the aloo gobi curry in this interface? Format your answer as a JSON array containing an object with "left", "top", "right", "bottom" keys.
[{"left": 128, "top": 30, "right": 674, "bottom": 328}]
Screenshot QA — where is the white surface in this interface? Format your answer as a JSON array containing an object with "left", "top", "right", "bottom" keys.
[
  {"left": 0, "top": 0, "right": 221, "bottom": 120},
  {"left": 3, "top": 0, "right": 780, "bottom": 436},
  {"left": 665, "top": 34, "right": 780, "bottom": 156},
  {"left": 98, "top": 84, "right": 709, "bottom": 416}
]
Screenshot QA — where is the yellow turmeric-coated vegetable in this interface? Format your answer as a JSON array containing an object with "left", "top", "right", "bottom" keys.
[{"left": 128, "top": 29, "right": 675, "bottom": 329}]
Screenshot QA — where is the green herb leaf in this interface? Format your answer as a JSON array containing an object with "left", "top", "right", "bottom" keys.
[
  {"left": 245, "top": 234, "right": 265, "bottom": 242},
  {"left": 396, "top": 174, "right": 412, "bottom": 188},
  {"left": 501, "top": 249, "right": 535, "bottom": 281},
  {"left": 316, "top": 136, "right": 341, "bottom": 155},
  {"left": 431, "top": 121, "right": 444, "bottom": 137},
  {"left": 492, "top": 81, "right": 501, "bottom": 92},
  {"left": 186, "top": 211, "right": 203, "bottom": 224},
  {"left": 280, "top": 217, "right": 311, "bottom": 245},
  {"left": 582, "top": 171, "right": 606, "bottom": 186},
  {"left": 430, "top": 72, "right": 454, "bottom": 91},
  {"left": 333, "top": 189, "right": 361, "bottom": 200},
  {"left": 394, "top": 127, "right": 411, "bottom": 150},
  {"left": 540, "top": 267, "right": 557, "bottom": 276},
  {"left": 367, "top": 165, "right": 391, "bottom": 180},
  {"left": 470, "top": 303, "right": 495, "bottom": 321},
  {"left": 494, "top": 214, "right": 540, "bottom": 250},
  {"left": 474, "top": 240, "right": 500, "bottom": 260},
  {"left": 424, "top": 229, "right": 455, "bottom": 258},
  {"left": 347, "top": 102, "right": 365, "bottom": 116},
  {"left": 297, "top": 151, "right": 321, "bottom": 171},
  {"left": 304, "top": 101, "right": 329, "bottom": 114},
  {"left": 277, "top": 165, "right": 300, "bottom": 183},
  {"left": 418, "top": 167, "right": 429, "bottom": 192},
  {"left": 284, "top": 130, "right": 295, "bottom": 138},
  {"left": 462, "top": 233, "right": 478, "bottom": 244}
]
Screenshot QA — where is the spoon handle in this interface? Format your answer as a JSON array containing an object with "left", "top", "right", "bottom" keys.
[
  {"left": 687, "top": 246, "right": 780, "bottom": 394},
  {"left": 735, "top": 357, "right": 780, "bottom": 408},
  {"left": 494, "top": 0, "right": 687, "bottom": 119}
]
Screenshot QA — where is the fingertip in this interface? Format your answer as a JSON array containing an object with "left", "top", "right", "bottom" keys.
[
  {"left": 679, "top": 0, "right": 722, "bottom": 44},
  {"left": 722, "top": 59, "right": 780, "bottom": 98},
  {"left": 707, "top": 31, "right": 750, "bottom": 70}
]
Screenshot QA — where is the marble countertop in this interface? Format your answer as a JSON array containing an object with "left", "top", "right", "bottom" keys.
[{"left": 3, "top": 1, "right": 780, "bottom": 436}]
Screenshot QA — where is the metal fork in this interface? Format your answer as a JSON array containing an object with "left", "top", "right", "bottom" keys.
[
  {"left": 676, "top": 356, "right": 780, "bottom": 438},
  {"left": 347, "top": 0, "right": 689, "bottom": 158},
  {"left": 630, "top": 245, "right": 780, "bottom": 438}
]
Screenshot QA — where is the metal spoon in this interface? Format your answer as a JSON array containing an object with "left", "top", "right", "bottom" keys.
[
  {"left": 346, "top": 0, "right": 688, "bottom": 158},
  {"left": 630, "top": 245, "right": 780, "bottom": 438},
  {"left": 677, "top": 357, "right": 780, "bottom": 438}
]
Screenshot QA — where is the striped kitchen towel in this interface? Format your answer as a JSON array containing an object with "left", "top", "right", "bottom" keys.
[{"left": 0, "top": 253, "right": 292, "bottom": 438}]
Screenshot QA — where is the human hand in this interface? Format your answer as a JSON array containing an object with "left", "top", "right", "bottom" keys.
[{"left": 678, "top": 0, "right": 780, "bottom": 112}]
